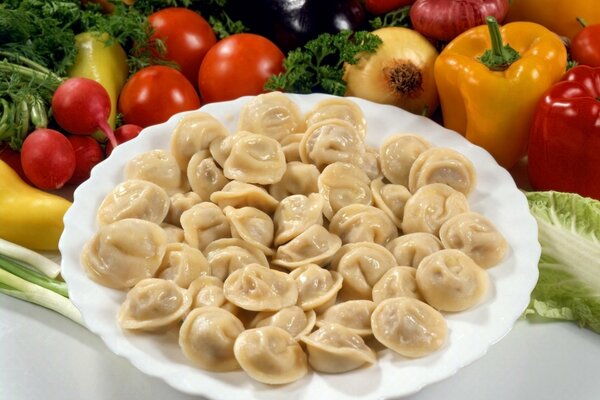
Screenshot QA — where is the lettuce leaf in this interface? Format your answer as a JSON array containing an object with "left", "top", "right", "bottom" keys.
[{"left": 525, "top": 191, "right": 600, "bottom": 334}]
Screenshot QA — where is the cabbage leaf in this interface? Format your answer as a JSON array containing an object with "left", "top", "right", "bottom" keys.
[{"left": 525, "top": 191, "right": 600, "bottom": 334}]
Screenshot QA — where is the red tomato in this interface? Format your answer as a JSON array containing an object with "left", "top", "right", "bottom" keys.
[
  {"left": 118, "top": 66, "right": 201, "bottom": 127},
  {"left": 149, "top": 8, "right": 217, "bottom": 86},
  {"left": 365, "top": 0, "right": 415, "bottom": 15},
  {"left": 571, "top": 24, "right": 600, "bottom": 67},
  {"left": 105, "top": 124, "right": 143, "bottom": 156},
  {"left": 198, "top": 33, "right": 285, "bottom": 103}
]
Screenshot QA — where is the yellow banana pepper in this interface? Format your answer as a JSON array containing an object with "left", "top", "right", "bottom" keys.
[
  {"left": 69, "top": 32, "right": 129, "bottom": 129},
  {"left": 506, "top": 0, "right": 600, "bottom": 39},
  {"left": 0, "top": 160, "right": 72, "bottom": 251},
  {"left": 434, "top": 17, "right": 566, "bottom": 169}
]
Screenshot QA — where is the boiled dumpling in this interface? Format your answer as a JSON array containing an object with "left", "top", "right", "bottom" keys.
[
  {"left": 372, "top": 266, "right": 422, "bottom": 303},
  {"left": 329, "top": 204, "right": 397, "bottom": 245},
  {"left": 280, "top": 133, "right": 304, "bottom": 162},
  {"left": 82, "top": 218, "right": 167, "bottom": 289},
  {"left": 401, "top": 183, "right": 469, "bottom": 236},
  {"left": 211, "top": 180, "right": 279, "bottom": 214},
  {"left": 305, "top": 98, "right": 367, "bottom": 139},
  {"left": 160, "top": 223, "right": 185, "bottom": 243},
  {"left": 409, "top": 147, "right": 477, "bottom": 196},
  {"left": 362, "top": 145, "right": 381, "bottom": 180},
  {"left": 223, "top": 134, "right": 286, "bottom": 184},
  {"left": 370, "top": 178, "right": 411, "bottom": 229},
  {"left": 318, "top": 162, "right": 372, "bottom": 220},
  {"left": 272, "top": 224, "right": 342, "bottom": 268},
  {"left": 268, "top": 161, "right": 320, "bottom": 201},
  {"left": 187, "top": 151, "right": 229, "bottom": 201},
  {"left": 371, "top": 297, "right": 447, "bottom": 358},
  {"left": 180, "top": 202, "right": 231, "bottom": 251},
  {"left": 223, "top": 264, "right": 298, "bottom": 311},
  {"left": 97, "top": 179, "right": 170, "bottom": 226},
  {"left": 157, "top": 242, "right": 210, "bottom": 288},
  {"left": 179, "top": 307, "right": 244, "bottom": 372},
  {"left": 118, "top": 278, "right": 191, "bottom": 331},
  {"left": 416, "top": 249, "right": 489, "bottom": 312},
  {"left": 385, "top": 233, "right": 443, "bottom": 268},
  {"left": 439, "top": 212, "right": 508, "bottom": 268},
  {"left": 208, "top": 131, "right": 252, "bottom": 168},
  {"left": 249, "top": 306, "right": 316, "bottom": 339},
  {"left": 164, "top": 191, "right": 202, "bottom": 227},
  {"left": 125, "top": 149, "right": 188, "bottom": 194},
  {"left": 331, "top": 242, "right": 397, "bottom": 300},
  {"left": 316, "top": 300, "right": 376, "bottom": 337},
  {"left": 170, "top": 112, "right": 229, "bottom": 170},
  {"left": 224, "top": 206, "right": 274, "bottom": 255},
  {"left": 300, "top": 119, "right": 365, "bottom": 170},
  {"left": 203, "top": 238, "right": 269, "bottom": 281},
  {"left": 234, "top": 326, "right": 308, "bottom": 384},
  {"left": 187, "top": 276, "right": 226, "bottom": 308},
  {"left": 379, "top": 134, "right": 431, "bottom": 187},
  {"left": 273, "top": 193, "right": 324, "bottom": 246},
  {"left": 289, "top": 264, "right": 343, "bottom": 312},
  {"left": 238, "top": 92, "right": 305, "bottom": 141},
  {"left": 301, "top": 323, "right": 376, "bottom": 373}
]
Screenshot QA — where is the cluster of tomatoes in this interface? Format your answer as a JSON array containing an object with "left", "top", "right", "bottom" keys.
[{"left": 120, "top": 8, "right": 285, "bottom": 128}]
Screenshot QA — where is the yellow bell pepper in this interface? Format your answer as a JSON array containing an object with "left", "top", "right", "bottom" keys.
[
  {"left": 506, "top": 0, "right": 600, "bottom": 39},
  {"left": 434, "top": 17, "right": 566, "bottom": 169},
  {"left": 68, "top": 32, "right": 129, "bottom": 129},
  {"left": 0, "top": 160, "right": 72, "bottom": 251}
]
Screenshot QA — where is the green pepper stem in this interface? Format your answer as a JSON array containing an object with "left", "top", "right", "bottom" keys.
[
  {"left": 478, "top": 16, "right": 521, "bottom": 72},
  {"left": 577, "top": 17, "right": 588, "bottom": 28},
  {"left": 487, "top": 17, "right": 505, "bottom": 58}
]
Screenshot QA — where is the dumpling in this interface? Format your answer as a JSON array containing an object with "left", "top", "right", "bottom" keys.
[
  {"left": 160, "top": 223, "right": 185, "bottom": 243},
  {"left": 385, "top": 233, "right": 443, "bottom": 268},
  {"left": 164, "top": 191, "right": 202, "bottom": 227},
  {"left": 289, "top": 264, "right": 343, "bottom": 312},
  {"left": 401, "top": 183, "right": 469, "bottom": 236},
  {"left": 273, "top": 193, "right": 324, "bottom": 246},
  {"left": 316, "top": 300, "right": 376, "bottom": 337},
  {"left": 299, "top": 119, "right": 365, "bottom": 170},
  {"left": 300, "top": 323, "right": 376, "bottom": 373},
  {"left": 362, "top": 145, "right": 381, "bottom": 180},
  {"left": 249, "top": 306, "right": 316, "bottom": 339},
  {"left": 180, "top": 202, "right": 231, "bottom": 251},
  {"left": 268, "top": 161, "right": 320, "bottom": 201},
  {"left": 224, "top": 206, "right": 274, "bottom": 255},
  {"left": 118, "top": 278, "right": 191, "bottom": 331},
  {"left": 188, "top": 276, "right": 226, "bottom": 308},
  {"left": 82, "top": 218, "right": 167, "bottom": 290},
  {"left": 187, "top": 151, "right": 229, "bottom": 201},
  {"left": 157, "top": 242, "right": 210, "bottom": 288},
  {"left": 329, "top": 204, "right": 398, "bottom": 245},
  {"left": 318, "top": 162, "right": 372, "bottom": 220},
  {"left": 209, "top": 131, "right": 252, "bottom": 168},
  {"left": 272, "top": 225, "right": 342, "bottom": 269},
  {"left": 379, "top": 134, "right": 431, "bottom": 187},
  {"left": 331, "top": 242, "right": 397, "bottom": 300},
  {"left": 170, "top": 112, "right": 229, "bottom": 170},
  {"left": 370, "top": 178, "right": 411, "bottom": 229},
  {"left": 439, "top": 212, "right": 508, "bottom": 268},
  {"left": 179, "top": 307, "right": 244, "bottom": 372},
  {"left": 203, "top": 238, "right": 269, "bottom": 281},
  {"left": 371, "top": 297, "right": 447, "bottom": 358},
  {"left": 97, "top": 179, "right": 170, "bottom": 226},
  {"left": 238, "top": 92, "right": 305, "bottom": 141},
  {"left": 234, "top": 326, "right": 308, "bottom": 384},
  {"left": 211, "top": 180, "right": 279, "bottom": 214},
  {"left": 416, "top": 249, "right": 489, "bottom": 312},
  {"left": 223, "top": 264, "right": 298, "bottom": 311},
  {"left": 372, "top": 266, "right": 422, "bottom": 303},
  {"left": 280, "top": 133, "right": 304, "bottom": 162},
  {"left": 305, "top": 98, "right": 367, "bottom": 139},
  {"left": 223, "top": 134, "right": 286, "bottom": 185},
  {"left": 409, "top": 147, "right": 477, "bottom": 195},
  {"left": 125, "top": 149, "right": 189, "bottom": 194}
]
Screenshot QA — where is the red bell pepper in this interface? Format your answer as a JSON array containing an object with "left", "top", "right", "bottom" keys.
[{"left": 528, "top": 65, "right": 600, "bottom": 200}]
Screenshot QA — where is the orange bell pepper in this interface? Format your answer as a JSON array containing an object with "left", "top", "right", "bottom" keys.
[
  {"left": 506, "top": 0, "right": 600, "bottom": 39},
  {"left": 434, "top": 17, "right": 566, "bottom": 169}
]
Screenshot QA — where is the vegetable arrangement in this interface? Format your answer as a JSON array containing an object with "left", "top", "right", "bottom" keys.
[{"left": 0, "top": 0, "right": 599, "bottom": 336}]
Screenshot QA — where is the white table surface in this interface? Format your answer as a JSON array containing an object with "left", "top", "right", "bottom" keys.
[{"left": 1, "top": 294, "right": 599, "bottom": 400}]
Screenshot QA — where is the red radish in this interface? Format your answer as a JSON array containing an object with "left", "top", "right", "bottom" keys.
[
  {"left": 105, "top": 124, "right": 143, "bottom": 157},
  {"left": 51, "top": 77, "right": 118, "bottom": 148},
  {"left": 67, "top": 136, "right": 104, "bottom": 184},
  {"left": 21, "top": 129, "right": 76, "bottom": 190}
]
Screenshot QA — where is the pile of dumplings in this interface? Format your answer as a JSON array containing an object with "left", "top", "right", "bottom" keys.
[{"left": 81, "top": 92, "right": 509, "bottom": 385}]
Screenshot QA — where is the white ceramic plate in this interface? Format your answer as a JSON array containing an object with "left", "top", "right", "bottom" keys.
[{"left": 60, "top": 93, "right": 541, "bottom": 400}]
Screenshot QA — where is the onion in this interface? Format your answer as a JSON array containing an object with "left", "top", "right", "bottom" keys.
[{"left": 344, "top": 27, "right": 439, "bottom": 117}]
